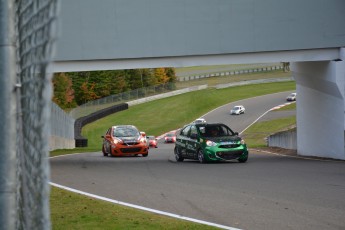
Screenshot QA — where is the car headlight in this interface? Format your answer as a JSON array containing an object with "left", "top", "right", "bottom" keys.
[
  {"left": 139, "top": 137, "right": 146, "bottom": 143},
  {"left": 114, "top": 138, "right": 123, "bottom": 145},
  {"left": 240, "top": 139, "right": 246, "bottom": 145},
  {"left": 206, "top": 140, "right": 217, "bottom": 146}
]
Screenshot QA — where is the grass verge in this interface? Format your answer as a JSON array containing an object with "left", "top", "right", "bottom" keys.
[
  {"left": 243, "top": 116, "right": 296, "bottom": 147},
  {"left": 51, "top": 187, "right": 219, "bottom": 230}
]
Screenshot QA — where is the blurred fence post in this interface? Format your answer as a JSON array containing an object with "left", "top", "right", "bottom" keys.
[{"left": 0, "top": 0, "right": 17, "bottom": 228}]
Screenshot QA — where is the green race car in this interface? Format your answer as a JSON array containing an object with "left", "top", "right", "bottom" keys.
[{"left": 174, "top": 123, "right": 248, "bottom": 163}]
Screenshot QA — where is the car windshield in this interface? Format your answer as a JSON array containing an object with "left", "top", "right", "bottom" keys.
[
  {"left": 198, "top": 124, "right": 234, "bottom": 137},
  {"left": 232, "top": 107, "right": 240, "bottom": 110},
  {"left": 114, "top": 126, "right": 139, "bottom": 137},
  {"left": 166, "top": 133, "right": 175, "bottom": 137},
  {"left": 147, "top": 136, "right": 155, "bottom": 140}
]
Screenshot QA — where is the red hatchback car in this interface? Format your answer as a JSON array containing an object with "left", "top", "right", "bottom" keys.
[
  {"left": 146, "top": 135, "right": 158, "bottom": 148},
  {"left": 101, "top": 125, "right": 148, "bottom": 157},
  {"left": 164, "top": 132, "right": 176, "bottom": 143}
]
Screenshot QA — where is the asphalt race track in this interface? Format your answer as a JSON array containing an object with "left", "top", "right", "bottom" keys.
[{"left": 50, "top": 91, "right": 345, "bottom": 230}]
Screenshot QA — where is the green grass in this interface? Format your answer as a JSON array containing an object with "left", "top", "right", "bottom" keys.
[
  {"left": 242, "top": 116, "right": 296, "bottom": 147},
  {"left": 50, "top": 148, "right": 100, "bottom": 157},
  {"left": 51, "top": 187, "right": 218, "bottom": 230},
  {"left": 51, "top": 80, "right": 297, "bottom": 229},
  {"left": 276, "top": 101, "right": 296, "bottom": 111},
  {"left": 242, "top": 99, "right": 296, "bottom": 147}
]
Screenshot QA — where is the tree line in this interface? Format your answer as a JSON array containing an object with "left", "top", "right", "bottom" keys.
[{"left": 52, "top": 68, "right": 177, "bottom": 109}]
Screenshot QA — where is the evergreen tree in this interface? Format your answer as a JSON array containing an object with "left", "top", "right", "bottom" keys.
[
  {"left": 111, "top": 70, "right": 129, "bottom": 94},
  {"left": 142, "top": 68, "right": 157, "bottom": 86},
  {"left": 126, "top": 69, "right": 143, "bottom": 89},
  {"left": 165, "top": 67, "right": 177, "bottom": 83}
]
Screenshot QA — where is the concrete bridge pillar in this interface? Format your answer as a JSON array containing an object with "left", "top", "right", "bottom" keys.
[{"left": 291, "top": 50, "right": 345, "bottom": 160}]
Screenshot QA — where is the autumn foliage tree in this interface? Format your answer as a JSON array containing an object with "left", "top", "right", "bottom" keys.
[
  {"left": 154, "top": 68, "right": 169, "bottom": 84},
  {"left": 77, "top": 82, "right": 100, "bottom": 104},
  {"left": 52, "top": 73, "right": 76, "bottom": 109}
]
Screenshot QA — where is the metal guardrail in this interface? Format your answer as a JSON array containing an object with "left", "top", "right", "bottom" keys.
[
  {"left": 177, "top": 64, "right": 284, "bottom": 81},
  {"left": 267, "top": 129, "right": 297, "bottom": 150}
]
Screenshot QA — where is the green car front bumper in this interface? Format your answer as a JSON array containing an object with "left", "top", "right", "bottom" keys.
[{"left": 204, "top": 145, "right": 248, "bottom": 162}]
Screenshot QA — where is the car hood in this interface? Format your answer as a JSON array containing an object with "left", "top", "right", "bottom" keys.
[
  {"left": 117, "top": 136, "right": 139, "bottom": 143},
  {"left": 206, "top": 136, "right": 241, "bottom": 143}
]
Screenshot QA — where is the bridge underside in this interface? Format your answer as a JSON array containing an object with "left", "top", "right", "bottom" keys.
[{"left": 292, "top": 51, "right": 345, "bottom": 160}]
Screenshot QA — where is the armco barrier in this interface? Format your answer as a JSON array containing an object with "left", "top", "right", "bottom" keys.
[
  {"left": 267, "top": 129, "right": 297, "bottom": 150},
  {"left": 74, "top": 103, "right": 128, "bottom": 147},
  {"left": 127, "top": 85, "right": 208, "bottom": 106}
]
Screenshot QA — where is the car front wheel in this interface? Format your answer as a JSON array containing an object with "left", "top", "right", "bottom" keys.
[
  {"left": 102, "top": 145, "right": 108, "bottom": 157},
  {"left": 198, "top": 150, "right": 206, "bottom": 164},
  {"left": 174, "top": 147, "right": 184, "bottom": 162},
  {"left": 238, "top": 156, "right": 248, "bottom": 163},
  {"left": 108, "top": 146, "right": 115, "bottom": 157}
]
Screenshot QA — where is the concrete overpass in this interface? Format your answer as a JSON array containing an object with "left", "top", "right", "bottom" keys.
[{"left": 52, "top": 0, "right": 345, "bottom": 160}]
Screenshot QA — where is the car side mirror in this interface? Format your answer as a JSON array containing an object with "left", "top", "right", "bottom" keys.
[
  {"left": 234, "top": 132, "right": 238, "bottom": 136},
  {"left": 101, "top": 135, "right": 104, "bottom": 138}
]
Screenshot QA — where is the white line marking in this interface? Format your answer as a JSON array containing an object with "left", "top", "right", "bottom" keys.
[
  {"left": 240, "top": 109, "right": 270, "bottom": 134},
  {"left": 50, "top": 152, "right": 85, "bottom": 159},
  {"left": 240, "top": 101, "right": 295, "bottom": 134},
  {"left": 50, "top": 182, "right": 241, "bottom": 230}
]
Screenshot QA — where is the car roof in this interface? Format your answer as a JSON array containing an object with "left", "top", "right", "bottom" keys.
[
  {"left": 192, "top": 122, "right": 225, "bottom": 127},
  {"left": 112, "top": 125, "right": 138, "bottom": 129}
]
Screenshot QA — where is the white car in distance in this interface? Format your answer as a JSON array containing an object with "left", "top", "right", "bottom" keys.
[
  {"left": 193, "top": 118, "right": 207, "bottom": 124},
  {"left": 230, "top": 105, "right": 245, "bottom": 115},
  {"left": 286, "top": 92, "right": 297, "bottom": 101}
]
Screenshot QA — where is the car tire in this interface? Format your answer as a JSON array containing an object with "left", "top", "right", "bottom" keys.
[
  {"left": 238, "top": 156, "right": 248, "bottom": 163},
  {"left": 174, "top": 147, "right": 184, "bottom": 162},
  {"left": 102, "top": 146, "right": 108, "bottom": 157},
  {"left": 142, "top": 154, "right": 148, "bottom": 157},
  {"left": 108, "top": 146, "right": 115, "bottom": 157},
  {"left": 198, "top": 150, "right": 206, "bottom": 164}
]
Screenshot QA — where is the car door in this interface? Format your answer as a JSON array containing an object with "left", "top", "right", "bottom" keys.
[
  {"left": 185, "top": 125, "right": 199, "bottom": 158},
  {"left": 175, "top": 125, "right": 190, "bottom": 158}
]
